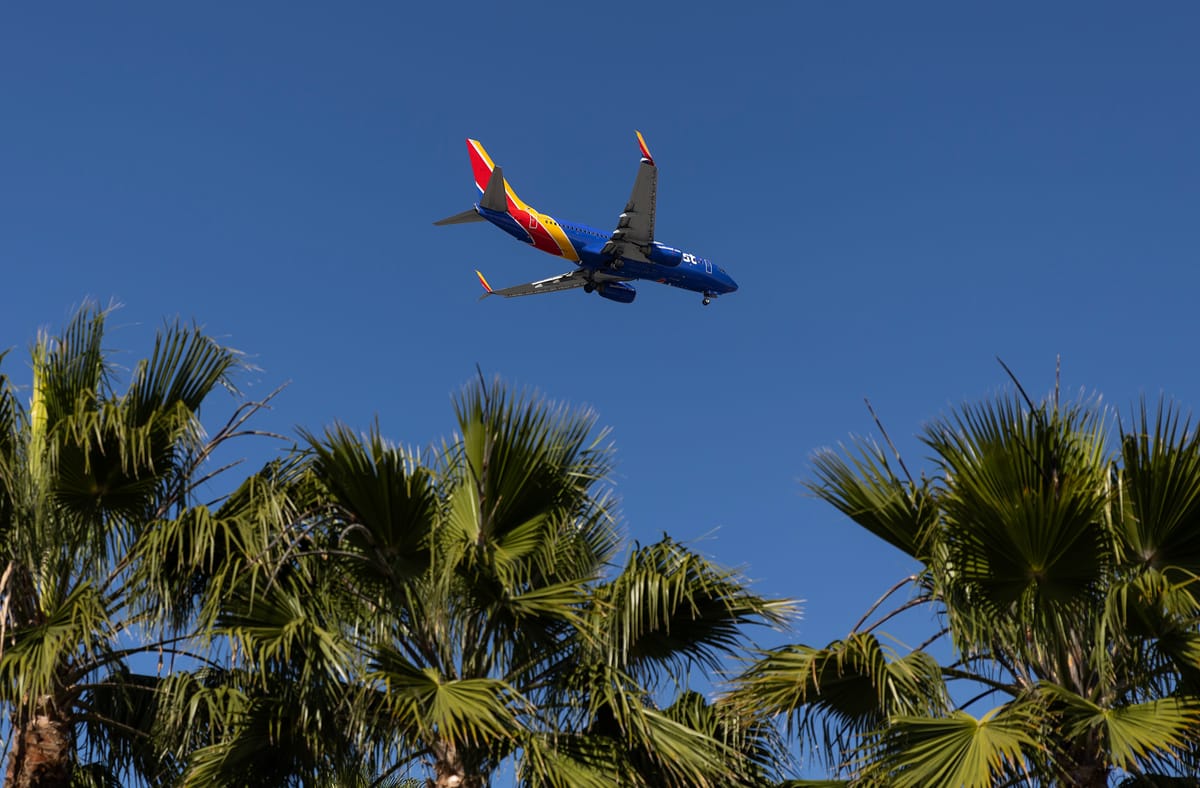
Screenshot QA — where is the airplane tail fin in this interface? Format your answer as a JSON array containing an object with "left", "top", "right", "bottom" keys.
[
  {"left": 436, "top": 138, "right": 544, "bottom": 227},
  {"left": 479, "top": 166, "right": 508, "bottom": 212},
  {"left": 467, "top": 139, "right": 496, "bottom": 193},
  {"left": 467, "top": 138, "right": 531, "bottom": 213},
  {"left": 433, "top": 143, "right": 511, "bottom": 225}
]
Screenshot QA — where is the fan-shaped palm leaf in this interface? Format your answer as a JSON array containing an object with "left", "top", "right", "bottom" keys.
[
  {"left": 925, "top": 393, "right": 1112, "bottom": 624},
  {"left": 1043, "top": 684, "right": 1200, "bottom": 773},
  {"left": 809, "top": 438, "right": 938, "bottom": 561},
  {"left": 592, "top": 538, "right": 791, "bottom": 683},
  {"left": 858, "top": 703, "right": 1041, "bottom": 788},
  {"left": 1118, "top": 399, "right": 1200, "bottom": 576}
]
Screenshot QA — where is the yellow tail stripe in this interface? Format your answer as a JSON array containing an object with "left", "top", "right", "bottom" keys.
[{"left": 535, "top": 212, "right": 580, "bottom": 261}]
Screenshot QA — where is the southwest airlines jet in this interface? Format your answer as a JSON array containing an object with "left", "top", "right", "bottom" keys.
[{"left": 435, "top": 132, "right": 738, "bottom": 305}]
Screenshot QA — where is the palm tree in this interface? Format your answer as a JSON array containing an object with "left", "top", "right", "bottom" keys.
[
  {"left": 0, "top": 305, "right": 268, "bottom": 786},
  {"left": 184, "top": 377, "right": 792, "bottom": 786},
  {"left": 735, "top": 381, "right": 1200, "bottom": 786}
]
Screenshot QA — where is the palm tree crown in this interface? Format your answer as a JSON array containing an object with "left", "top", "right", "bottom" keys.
[
  {"left": 1, "top": 305, "right": 254, "bottom": 786},
  {"left": 1, "top": 310, "right": 791, "bottom": 786},
  {"left": 186, "top": 377, "right": 792, "bottom": 786},
  {"left": 736, "top": 382, "right": 1200, "bottom": 787}
]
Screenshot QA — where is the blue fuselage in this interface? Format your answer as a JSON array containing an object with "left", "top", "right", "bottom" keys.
[{"left": 478, "top": 206, "right": 738, "bottom": 299}]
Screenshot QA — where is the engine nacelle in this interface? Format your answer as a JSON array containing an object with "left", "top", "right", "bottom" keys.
[
  {"left": 646, "top": 242, "right": 684, "bottom": 267},
  {"left": 598, "top": 282, "right": 637, "bottom": 304}
]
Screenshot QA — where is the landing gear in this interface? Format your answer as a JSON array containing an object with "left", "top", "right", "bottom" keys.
[
  {"left": 584, "top": 283, "right": 595, "bottom": 293},
  {"left": 702, "top": 292, "right": 716, "bottom": 306}
]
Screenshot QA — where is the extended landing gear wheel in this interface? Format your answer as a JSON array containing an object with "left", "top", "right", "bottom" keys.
[
  {"left": 702, "top": 297, "right": 712, "bottom": 306},
  {"left": 584, "top": 284, "right": 595, "bottom": 293}
]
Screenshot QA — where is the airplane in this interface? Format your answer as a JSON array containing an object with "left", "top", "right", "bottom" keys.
[{"left": 434, "top": 132, "right": 738, "bottom": 305}]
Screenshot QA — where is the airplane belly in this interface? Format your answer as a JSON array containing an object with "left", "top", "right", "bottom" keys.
[
  {"left": 607, "top": 258, "right": 698, "bottom": 290},
  {"left": 480, "top": 209, "right": 533, "bottom": 245},
  {"left": 661, "top": 266, "right": 704, "bottom": 291},
  {"left": 617, "top": 260, "right": 659, "bottom": 280}
]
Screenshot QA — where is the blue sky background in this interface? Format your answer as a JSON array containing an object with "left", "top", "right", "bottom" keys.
[{"left": 4, "top": 2, "right": 1200, "bottom": 777}]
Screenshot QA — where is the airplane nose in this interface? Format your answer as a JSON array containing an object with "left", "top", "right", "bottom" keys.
[{"left": 725, "top": 274, "right": 738, "bottom": 293}]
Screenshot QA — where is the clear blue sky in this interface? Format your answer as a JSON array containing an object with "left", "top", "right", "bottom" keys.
[{"left": 4, "top": 0, "right": 1200, "bottom": 773}]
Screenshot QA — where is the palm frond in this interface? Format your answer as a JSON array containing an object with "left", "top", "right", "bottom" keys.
[
  {"left": 303, "top": 422, "right": 437, "bottom": 592},
  {"left": 1118, "top": 398, "right": 1200, "bottom": 576},
  {"left": 219, "top": 564, "right": 351, "bottom": 687},
  {"left": 659, "top": 690, "right": 787, "bottom": 785},
  {"left": 732, "top": 633, "right": 947, "bottom": 765},
  {"left": 0, "top": 581, "right": 109, "bottom": 706},
  {"left": 594, "top": 537, "right": 793, "bottom": 682},
  {"left": 125, "top": 318, "right": 241, "bottom": 420},
  {"left": 550, "top": 665, "right": 762, "bottom": 788},
  {"left": 449, "top": 377, "right": 617, "bottom": 566},
  {"left": 77, "top": 667, "right": 181, "bottom": 783},
  {"left": 369, "top": 645, "right": 523, "bottom": 748},
  {"left": 1043, "top": 684, "right": 1200, "bottom": 773},
  {"left": 0, "top": 374, "right": 22, "bottom": 550},
  {"left": 809, "top": 438, "right": 938, "bottom": 560},
  {"left": 31, "top": 305, "right": 109, "bottom": 432},
  {"left": 518, "top": 726, "right": 644, "bottom": 788},
  {"left": 857, "top": 703, "right": 1041, "bottom": 788},
  {"left": 926, "top": 392, "right": 1113, "bottom": 650}
]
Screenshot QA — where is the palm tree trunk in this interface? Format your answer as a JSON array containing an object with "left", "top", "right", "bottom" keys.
[
  {"left": 430, "top": 740, "right": 485, "bottom": 788},
  {"left": 5, "top": 699, "right": 72, "bottom": 788},
  {"left": 1064, "top": 762, "right": 1108, "bottom": 788},
  {"left": 1063, "top": 736, "right": 1108, "bottom": 788}
]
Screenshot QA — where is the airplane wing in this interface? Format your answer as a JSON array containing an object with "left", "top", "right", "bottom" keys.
[
  {"left": 476, "top": 269, "right": 589, "bottom": 298},
  {"left": 604, "top": 131, "right": 657, "bottom": 256}
]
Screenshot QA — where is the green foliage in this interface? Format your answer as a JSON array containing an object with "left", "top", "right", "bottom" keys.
[
  {"left": 737, "top": 383, "right": 1200, "bottom": 785},
  {"left": 1, "top": 310, "right": 789, "bottom": 785},
  {"left": 175, "top": 376, "right": 792, "bottom": 786},
  {"left": 1, "top": 304, "right": 255, "bottom": 785},
  {"left": 858, "top": 704, "right": 1041, "bottom": 787}
]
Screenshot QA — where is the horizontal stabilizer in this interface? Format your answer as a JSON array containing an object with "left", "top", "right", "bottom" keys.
[
  {"left": 433, "top": 208, "right": 484, "bottom": 226},
  {"left": 480, "top": 166, "right": 509, "bottom": 213}
]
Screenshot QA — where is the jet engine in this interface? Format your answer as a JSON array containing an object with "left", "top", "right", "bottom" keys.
[
  {"left": 646, "top": 242, "right": 684, "bottom": 267},
  {"left": 598, "top": 282, "right": 637, "bottom": 304}
]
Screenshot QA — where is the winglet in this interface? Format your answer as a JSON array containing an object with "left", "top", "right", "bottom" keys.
[
  {"left": 635, "top": 130, "right": 654, "bottom": 166},
  {"left": 475, "top": 270, "right": 495, "bottom": 298}
]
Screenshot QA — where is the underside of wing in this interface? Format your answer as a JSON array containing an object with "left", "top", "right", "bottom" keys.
[
  {"left": 478, "top": 270, "right": 590, "bottom": 298},
  {"left": 606, "top": 133, "right": 658, "bottom": 256}
]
